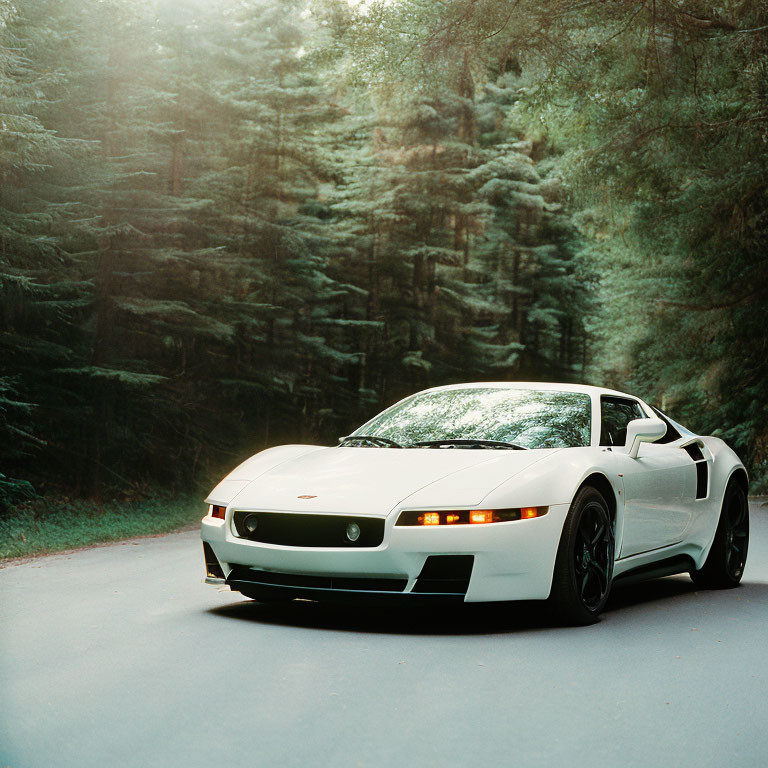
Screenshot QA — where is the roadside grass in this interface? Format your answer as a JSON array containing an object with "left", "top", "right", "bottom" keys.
[{"left": 0, "top": 496, "right": 206, "bottom": 560}]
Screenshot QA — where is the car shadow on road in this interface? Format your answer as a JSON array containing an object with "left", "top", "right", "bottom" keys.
[
  {"left": 206, "top": 577, "right": 768, "bottom": 635},
  {"left": 606, "top": 575, "right": 768, "bottom": 613},
  {"left": 208, "top": 597, "right": 553, "bottom": 635},
  {"left": 606, "top": 574, "right": 698, "bottom": 611}
]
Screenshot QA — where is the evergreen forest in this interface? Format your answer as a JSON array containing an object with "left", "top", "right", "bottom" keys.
[{"left": 2, "top": 0, "right": 767, "bottom": 511}]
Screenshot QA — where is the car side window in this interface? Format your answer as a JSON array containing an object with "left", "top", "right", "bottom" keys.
[{"left": 600, "top": 396, "right": 646, "bottom": 446}]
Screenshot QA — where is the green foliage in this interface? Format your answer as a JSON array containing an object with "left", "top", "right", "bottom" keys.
[
  {"left": 0, "top": 474, "right": 38, "bottom": 516},
  {"left": 508, "top": 0, "right": 768, "bottom": 484},
  {"left": 5, "top": 0, "right": 761, "bottom": 505},
  {"left": 0, "top": 496, "right": 203, "bottom": 559},
  {"left": 353, "top": 0, "right": 767, "bottom": 486}
]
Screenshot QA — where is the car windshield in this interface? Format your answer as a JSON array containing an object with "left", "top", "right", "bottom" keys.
[{"left": 352, "top": 388, "right": 592, "bottom": 449}]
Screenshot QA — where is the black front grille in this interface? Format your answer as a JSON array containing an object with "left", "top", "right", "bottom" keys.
[
  {"left": 228, "top": 565, "right": 407, "bottom": 593},
  {"left": 232, "top": 510, "right": 385, "bottom": 548}
]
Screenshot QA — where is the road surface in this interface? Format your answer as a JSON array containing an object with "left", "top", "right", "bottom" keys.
[{"left": 1, "top": 502, "right": 767, "bottom": 768}]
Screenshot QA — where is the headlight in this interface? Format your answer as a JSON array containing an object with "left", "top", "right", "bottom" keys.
[{"left": 395, "top": 507, "right": 548, "bottom": 526}]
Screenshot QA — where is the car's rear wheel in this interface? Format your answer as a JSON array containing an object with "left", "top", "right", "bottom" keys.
[
  {"left": 548, "top": 486, "right": 615, "bottom": 625},
  {"left": 690, "top": 479, "right": 749, "bottom": 589}
]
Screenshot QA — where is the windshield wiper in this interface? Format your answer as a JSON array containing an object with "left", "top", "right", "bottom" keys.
[
  {"left": 412, "top": 439, "right": 527, "bottom": 450},
  {"left": 338, "top": 435, "right": 404, "bottom": 448}
]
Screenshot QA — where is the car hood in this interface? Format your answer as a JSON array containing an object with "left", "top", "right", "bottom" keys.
[{"left": 227, "top": 446, "right": 560, "bottom": 517}]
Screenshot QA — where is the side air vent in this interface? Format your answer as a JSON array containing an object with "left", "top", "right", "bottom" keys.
[
  {"left": 683, "top": 443, "right": 708, "bottom": 499},
  {"left": 683, "top": 443, "right": 704, "bottom": 462},
  {"left": 695, "top": 462, "right": 708, "bottom": 499}
]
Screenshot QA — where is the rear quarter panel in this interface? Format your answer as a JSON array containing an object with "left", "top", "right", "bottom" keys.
[{"left": 688, "top": 436, "right": 748, "bottom": 567}]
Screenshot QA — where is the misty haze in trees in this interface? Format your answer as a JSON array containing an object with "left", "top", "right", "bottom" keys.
[{"left": 1, "top": 0, "right": 766, "bottom": 508}]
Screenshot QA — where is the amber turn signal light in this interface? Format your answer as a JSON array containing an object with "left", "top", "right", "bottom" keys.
[
  {"left": 470, "top": 510, "right": 495, "bottom": 524},
  {"left": 396, "top": 507, "right": 548, "bottom": 526},
  {"left": 211, "top": 505, "right": 226, "bottom": 519}
]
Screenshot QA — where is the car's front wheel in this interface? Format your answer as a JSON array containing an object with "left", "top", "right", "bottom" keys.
[
  {"left": 690, "top": 479, "right": 749, "bottom": 589},
  {"left": 548, "top": 486, "right": 615, "bottom": 625}
]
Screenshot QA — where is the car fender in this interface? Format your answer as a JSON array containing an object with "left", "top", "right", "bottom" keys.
[
  {"left": 481, "top": 446, "right": 625, "bottom": 534},
  {"left": 474, "top": 448, "right": 623, "bottom": 591}
]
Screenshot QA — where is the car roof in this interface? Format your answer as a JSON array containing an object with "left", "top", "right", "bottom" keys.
[{"left": 418, "top": 381, "right": 642, "bottom": 400}]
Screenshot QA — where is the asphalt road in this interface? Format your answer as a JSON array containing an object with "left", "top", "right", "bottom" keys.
[{"left": 2, "top": 503, "right": 767, "bottom": 768}]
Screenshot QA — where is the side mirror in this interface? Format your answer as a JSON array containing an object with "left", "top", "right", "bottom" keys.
[{"left": 625, "top": 417, "right": 667, "bottom": 459}]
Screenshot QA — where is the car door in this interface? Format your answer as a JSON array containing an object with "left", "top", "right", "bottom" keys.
[{"left": 599, "top": 396, "right": 696, "bottom": 558}]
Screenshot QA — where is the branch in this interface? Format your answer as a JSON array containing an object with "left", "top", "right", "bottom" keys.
[
  {"left": 476, "top": 3, "right": 519, "bottom": 42},
  {"left": 676, "top": 11, "right": 739, "bottom": 32},
  {"left": 735, "top": 25, "right": 768, "bottom": 35}
]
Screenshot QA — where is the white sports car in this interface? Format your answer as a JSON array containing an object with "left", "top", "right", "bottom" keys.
[{"left": 201, "top": 382, "right": 749, "bottom": 624}]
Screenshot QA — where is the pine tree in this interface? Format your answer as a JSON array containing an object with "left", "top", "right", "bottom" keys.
[
  {"left": 0, "top": 1, "right": 95, "bottom": 503},
  {"left": 0, "top": 0, "right": 599, "bottom": 502}
]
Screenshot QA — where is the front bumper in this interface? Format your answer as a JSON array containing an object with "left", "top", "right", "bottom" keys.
[{"left": 201, "top": 502, "right": 569, "bottom": 603}]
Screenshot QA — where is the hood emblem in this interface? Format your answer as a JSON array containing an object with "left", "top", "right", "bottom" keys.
[{"left": 297, "top": 494, "right": 317, "bottom": 499}]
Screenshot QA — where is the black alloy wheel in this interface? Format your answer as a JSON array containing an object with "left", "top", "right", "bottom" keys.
[
  {"left": 691, "top": 479, "right": 749, "bottom": 589},
  {"left": 549, "top": 486, "right": 615, "bottom": 625},
  {"left": 574, "top": 500, "right": 613, "bottom": 611}
]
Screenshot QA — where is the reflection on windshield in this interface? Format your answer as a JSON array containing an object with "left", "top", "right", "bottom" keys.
[{"left": 354, "top": 388, "right": 591, "bottom": 449}]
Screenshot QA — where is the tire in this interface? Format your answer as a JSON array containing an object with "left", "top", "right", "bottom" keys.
[
  {"left": 690, "top": 479, "right": 749, "bottom": 589},
  {"left": 548, "top": 486, "right": 615, "bottom": 625}
]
